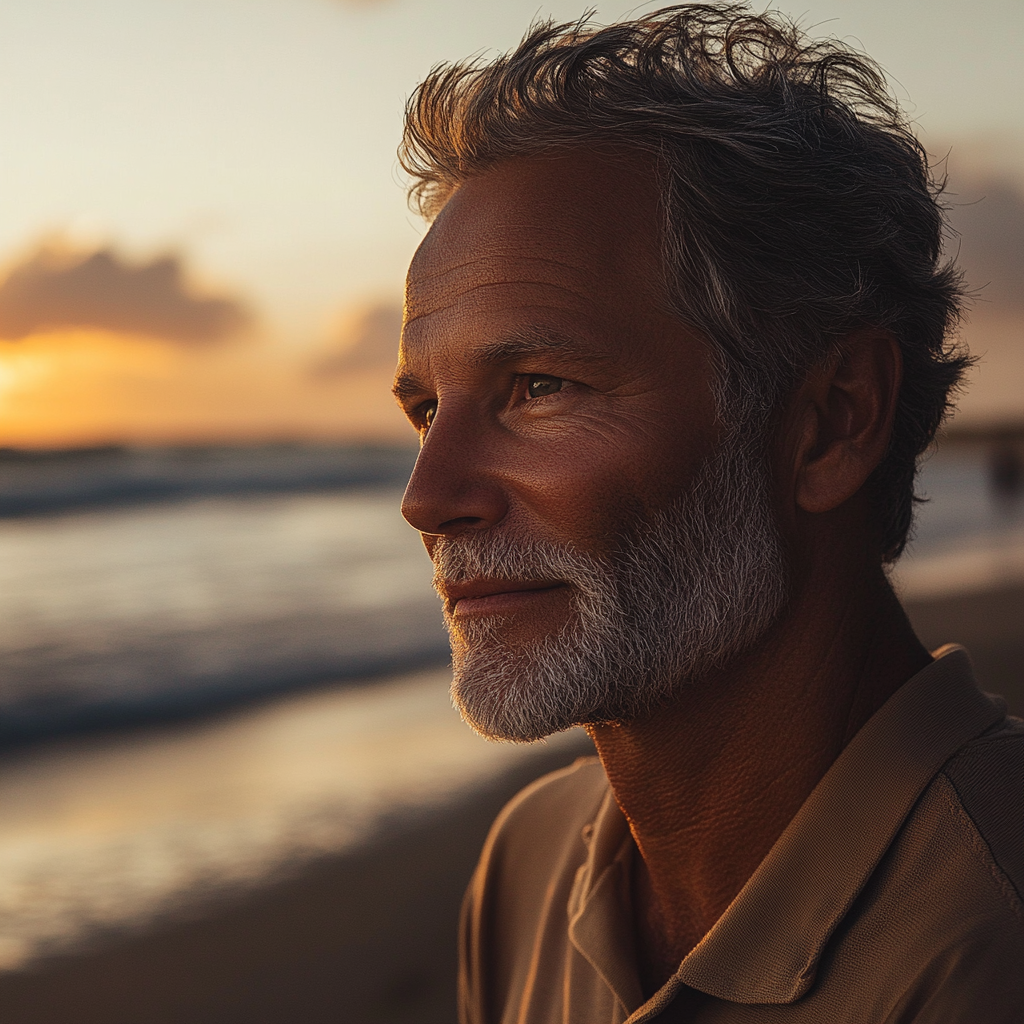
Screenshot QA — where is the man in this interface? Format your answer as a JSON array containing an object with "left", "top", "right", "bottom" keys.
[{"left": 392, "top": 6, "right": 1024, "bottom": 1022}]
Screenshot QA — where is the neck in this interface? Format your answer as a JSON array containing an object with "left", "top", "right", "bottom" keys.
[{"left": 587, "top": 546, "right": 931, "bottom": 995}]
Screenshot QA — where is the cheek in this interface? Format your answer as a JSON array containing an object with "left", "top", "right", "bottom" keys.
[{"left": 496, "top": 420, "right": 689, "bottom": 547}]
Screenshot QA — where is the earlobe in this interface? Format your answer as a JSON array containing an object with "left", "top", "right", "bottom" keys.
[{"left": 793, "top": 331, "right": 902, "bottom": 515}]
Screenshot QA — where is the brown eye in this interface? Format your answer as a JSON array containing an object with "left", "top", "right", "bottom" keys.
[
  {"left": 422, "top": 401, "right": 437, "bottom": 428},
  {"left": 526, "top": 376, "right": 563, "bottom": 399}
]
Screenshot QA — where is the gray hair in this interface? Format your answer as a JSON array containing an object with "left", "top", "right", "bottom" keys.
[{"left": 400, "top": 3, "right": 972, "bottom": 560}]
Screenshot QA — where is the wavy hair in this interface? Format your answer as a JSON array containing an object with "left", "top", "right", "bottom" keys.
[{"left": 399, "top": 4, "right": 971, "bottom": 560}]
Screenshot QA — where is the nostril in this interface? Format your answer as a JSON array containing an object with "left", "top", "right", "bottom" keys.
[{"left": 437, "top": 516, "right": 487, "bottom": 534}]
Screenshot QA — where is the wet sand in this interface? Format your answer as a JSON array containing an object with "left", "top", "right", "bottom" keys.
[
  {"left": 0, "top": 584, "right": 1018, "bottom": 1024},
  {"left": 0, "top": 741, "right": 593, "bottom": 1024}
]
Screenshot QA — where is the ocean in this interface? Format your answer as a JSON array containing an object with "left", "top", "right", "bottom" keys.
[
  {"left": 0, "top": 439, "right": 1020, "bottom": 971},
  {"left": 0, "top": 440, "right": 1021, "bottom": 741}
]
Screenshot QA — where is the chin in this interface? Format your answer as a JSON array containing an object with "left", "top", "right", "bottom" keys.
[{"left": 448, "top": 634, "right": 659, "bottom": 743}]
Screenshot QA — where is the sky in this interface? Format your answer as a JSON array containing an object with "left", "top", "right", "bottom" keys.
[{"left": 0, "top": 0, "right": 1021, "bottom": 446}]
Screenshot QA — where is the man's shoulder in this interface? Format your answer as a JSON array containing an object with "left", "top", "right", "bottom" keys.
[
  {"left": 940, "top": 712, "right": 1024, "bottom": 907},
  {"left": 844, "top": 718, "right": 1024, "bottom": 1022},
  {"left": 459, "top": 759, "right": 612, "bottom": 1022},
  {"left": 484, "top": 754, "right": 609, "bottom": 864}
]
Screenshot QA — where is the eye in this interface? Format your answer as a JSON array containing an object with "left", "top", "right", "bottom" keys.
[
  {"left": 526, "top": 376, "right": 563, "bottom": 399},
  {"left": 421, "top": 401, "right": 437, "bottom": 429}
]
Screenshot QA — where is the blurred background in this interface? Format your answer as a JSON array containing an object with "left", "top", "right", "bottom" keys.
[{"left": 0, "top": 1, "right": 1020, "bottom": 1021}]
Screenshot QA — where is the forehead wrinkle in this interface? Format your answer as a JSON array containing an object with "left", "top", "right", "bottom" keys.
[
  {"left": 412, "top": 251, "right": 590, "bottom": 284},
  {"left": 405, "top": 251, "right": 603, "bottom": 324},
  {"left": 404, "top": 279, "right": 597, "bottom": 329}
]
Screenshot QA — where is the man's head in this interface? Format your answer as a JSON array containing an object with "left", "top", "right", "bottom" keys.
[{"left": 393, "top": 5, "right": 969, "bottom": 740}]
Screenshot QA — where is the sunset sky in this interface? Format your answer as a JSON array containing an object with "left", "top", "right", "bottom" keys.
[{"left": 0, "top": 0, "right": 1021, "bottom": 446}]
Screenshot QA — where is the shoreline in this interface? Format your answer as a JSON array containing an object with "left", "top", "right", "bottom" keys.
[
  {"left": 0, "top": 741, "right": 593, "bottom": 1024},
  {"left": 0, "top": 583, "right": 1017, "bottom": 1023}
]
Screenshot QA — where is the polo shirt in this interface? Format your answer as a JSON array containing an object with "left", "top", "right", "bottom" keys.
[{"left": 459, "top": 646, "right": 1024, "bottom": 1023}]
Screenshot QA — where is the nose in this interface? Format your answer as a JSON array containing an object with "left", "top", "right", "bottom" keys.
[{"left": 400, "top": 404, "right": 509, "bottom": 537}]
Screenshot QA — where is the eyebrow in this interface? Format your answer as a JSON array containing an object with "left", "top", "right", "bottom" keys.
[
  {"left": 391, "top": 372, "right": 427, "bottom": 402},
  {"left": 391, "top": 327, "right": 582, "bottom": 404},
  {"left": 473, "top": 327, "right": 577, "bottom": 364}
]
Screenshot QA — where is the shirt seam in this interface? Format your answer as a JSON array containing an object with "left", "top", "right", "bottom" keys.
[{"left": 938, "top": 769, "right": 1024, "bottom": 922}]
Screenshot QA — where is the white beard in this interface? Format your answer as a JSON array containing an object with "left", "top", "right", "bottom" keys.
[{"left": 430, "top": 428, "right": 788, "bottom": 742}]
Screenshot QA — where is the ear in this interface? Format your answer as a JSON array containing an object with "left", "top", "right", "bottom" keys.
[{"left": 788, "top": 330, "right": 902, "bottom": 515}]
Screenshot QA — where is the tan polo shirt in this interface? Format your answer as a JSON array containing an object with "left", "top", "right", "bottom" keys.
[{"left": 459, "top": 646, "right": 1024, "bottom": 1023}]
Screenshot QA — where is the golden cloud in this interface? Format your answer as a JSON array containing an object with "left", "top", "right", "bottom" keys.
[
  {"left": 0, "top": 244, "right": 252, "bottom": 344},
  {"left": 310, "top": 301, "right": 402, "bottom": 378}
]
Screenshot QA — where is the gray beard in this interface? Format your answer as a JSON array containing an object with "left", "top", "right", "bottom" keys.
[{"left": 430, "top": 428, "right": 788, "bottom": 742}]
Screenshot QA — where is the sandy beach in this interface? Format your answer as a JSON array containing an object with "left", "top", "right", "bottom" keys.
[
  {"left": 0, "top": 739, "right": 592, "bottom": 1024},
  {"left": 0, "top": 583, "right": 1017, "bottom": 1024}
]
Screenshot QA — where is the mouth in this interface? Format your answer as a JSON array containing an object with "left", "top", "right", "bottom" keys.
[{"left": 442, "top": 579, "right": 567, "bottom": 617}]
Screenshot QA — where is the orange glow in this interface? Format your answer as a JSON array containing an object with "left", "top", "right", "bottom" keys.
[
  {"left": 0, "top": 309, "right": 1018, "bottom": 449},
  {"left": 0, "top": 330, "right": 410, "bottom": 449}
]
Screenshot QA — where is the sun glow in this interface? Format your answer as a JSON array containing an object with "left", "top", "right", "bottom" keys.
[
  {"left": 0, "top": 330, "right": 408, "bottom": 449},
  {"left": 0, "top": 349, "right": 54, "bottom": 407}
]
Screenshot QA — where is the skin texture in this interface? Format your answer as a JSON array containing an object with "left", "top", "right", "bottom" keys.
[{"left": 394, "top": 149, "right": 932, "bottom": 995}]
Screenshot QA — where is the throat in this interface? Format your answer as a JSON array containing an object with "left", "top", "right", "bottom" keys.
[{"left": 631, "top": 852, "right": 704, "bottom": 998}]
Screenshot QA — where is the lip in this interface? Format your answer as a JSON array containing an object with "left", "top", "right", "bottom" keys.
[{"left": 444, "top": 579, "right": 566, "bottom": 615}]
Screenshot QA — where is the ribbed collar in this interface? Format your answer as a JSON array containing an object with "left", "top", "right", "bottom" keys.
[{"left": 571, "top": 646, "right": 1005, "bottom": 1020}]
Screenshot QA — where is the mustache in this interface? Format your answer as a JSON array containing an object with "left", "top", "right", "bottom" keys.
[{"left": 430, "top": 531, "right": 614, "bottom": 608}]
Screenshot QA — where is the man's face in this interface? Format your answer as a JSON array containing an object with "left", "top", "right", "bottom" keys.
[{"left": 395, "top": 150, "right": 786, "bottom": 740}]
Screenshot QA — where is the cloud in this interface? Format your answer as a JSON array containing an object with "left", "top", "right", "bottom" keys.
[
  {"left": 0, "top": 243, "right": 252, "bottom": 344},
  {"left": 945, "top": 173, "right": 1024, "bottom": 313},
  {"left": 310, "top": 301, "right": 402, "bottom": 377}
]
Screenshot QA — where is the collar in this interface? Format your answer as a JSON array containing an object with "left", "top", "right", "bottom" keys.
[
  {"left": 568, "top": 788, "right": 643, "bottom": 1011},
  {"left": 676, "top": 646, "right": 1003, "bottom": 1005},
  {"left": 571, "top": 646, "right": 1005, "bottom": 1017}
]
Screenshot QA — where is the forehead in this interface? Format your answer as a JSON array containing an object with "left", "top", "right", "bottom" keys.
[{"left": 402, "top": 150, "right": 665, "bottom": 347}]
